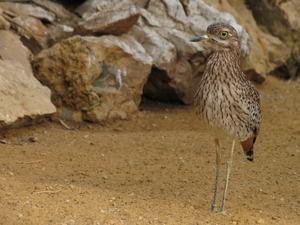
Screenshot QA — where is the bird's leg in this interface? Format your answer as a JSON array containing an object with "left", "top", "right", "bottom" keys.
[
  {"left": 219, "top": 140, "right": 235, "bottom": 214},
  {"left": 211, "top": 138, "right": 221, "bottom": 212}
]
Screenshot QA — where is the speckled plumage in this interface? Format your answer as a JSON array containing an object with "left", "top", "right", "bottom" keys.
[
  {"left": 194, "top": 26, "right": 261, "bottom": 151},
  {"left": 190, "top": 22, "right": 261, "bottom": 213}
]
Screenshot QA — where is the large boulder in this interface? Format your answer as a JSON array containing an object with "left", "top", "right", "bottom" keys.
[
  {"left": 34, "top": 35, "right": 152, "bottom": 122},
  {"left": 245, "top": 0, "right": 300, "bottom": 78},
  {"left": 0, "top": 60, "right": 56, "bottom": 129}
]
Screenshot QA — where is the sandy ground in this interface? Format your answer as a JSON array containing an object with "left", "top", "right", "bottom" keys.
[{"left": 0, "top": 76, "right": 299, "bottom": 225}]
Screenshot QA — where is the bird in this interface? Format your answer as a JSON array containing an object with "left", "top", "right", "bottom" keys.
[{"left": 190, "top": 22, "right": 261, "bottom": 214}]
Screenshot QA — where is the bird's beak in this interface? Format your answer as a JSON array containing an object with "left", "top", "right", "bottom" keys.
[{"left": 190, "top": 34, "right": 211, "bottom": 42}]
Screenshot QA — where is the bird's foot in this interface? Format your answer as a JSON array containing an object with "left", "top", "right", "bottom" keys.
[
  {"left": 211, "top": 204, "right": 217, "bottom": 213},
  {"left": 218, "top": 209, "right": 226, "bottom": 215}
]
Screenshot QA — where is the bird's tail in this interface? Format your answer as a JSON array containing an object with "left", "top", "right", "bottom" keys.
[{"left": 241, "top": 136, "right": 257, "bottom": 161}]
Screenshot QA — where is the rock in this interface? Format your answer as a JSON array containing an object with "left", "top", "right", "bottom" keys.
[
  {"left": 10, "top": 16, "right": 48, "bottom": 43},
  {"left": 47, "top": 24, "right": 74, "bottom": 47},
  {"left": 0, "top": 60, "right": 56, "bottom": 129},
  {"left": 0, "top": 30, "right": 32, "bottom": 71},
  {"left": 0, "top": 14, "right": 10, "bottom": 30},
  {"left": 180, "top": 0, "right": 191, "bottom": 16},
  {"left": 1, "top": 11, "right": 49, "bottom": 53},
  {"left": 256, "top": 218, "right": 265, "bottom": 224},
  {"left": 31, "top": 0, "right": 73, "bottom": 20},
  {"left": 76, "top": 0, "right": 140, "bottom": 35},
  {"left": 245, "top": 0, "right": 300, "bottom": 78},
  {"left": 0, "top": 2, "right": 55, "bottom": 23},
  {"left": 128, "top": 24, "right": 178, "bottom": 102},
  {"left": 34, "top": 35, "right": 152, "bottom": 122},
  {"left": 0, "top": 1, "right": 79, "bottom": 52}
]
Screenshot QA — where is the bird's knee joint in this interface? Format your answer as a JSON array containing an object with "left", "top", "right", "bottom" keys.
[{"left": 227, "top": 160, "right": 232, "bottom": 167}]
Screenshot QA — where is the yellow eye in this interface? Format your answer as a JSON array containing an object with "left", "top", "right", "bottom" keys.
[{"left": 219, "top": 31, "right": 228, "bottom": 39}]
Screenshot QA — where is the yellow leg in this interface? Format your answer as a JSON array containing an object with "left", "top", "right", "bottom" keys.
[{"left": 219, "top": 140, "right": 235, "bottom": 214}]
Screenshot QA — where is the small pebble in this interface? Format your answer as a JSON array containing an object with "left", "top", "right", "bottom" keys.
[
  {"left": 257, "top": 218, "right": 265, "bottom": 224},
  {"left": 0, "top": 139, "right": 7, "bottom": 144},
  {"left": 29, "top": 137, "right": 38, "bottom": 142}
]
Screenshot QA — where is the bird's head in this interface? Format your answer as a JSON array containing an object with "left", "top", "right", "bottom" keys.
[{"left": 190, "top": 22, "right": 240, "bottom": 53}]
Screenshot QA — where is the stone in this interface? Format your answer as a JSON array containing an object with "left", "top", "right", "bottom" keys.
[
  {"left": 256, "top": 218, "right": 265, "bottom": 224},
  {"left": 47, "top": 24, "right": 74, "bottom": 47},
  {"left": 0, "top": 1, "right": 80, "bottom": 53},
  {"left": 0, "top": 30, "right": 32, "bottom": 72},
  {"left": 245, "top": 0, "right": 300, "bottom": 78},
  {"left": 0, "top": 2, "right": 55, "bottom": 23},
  {"left": 10, "top": 16, "right": 48, "bottom": 42},
  {"left": 0, "top": 60, "right": 56, "bottom": 129},
  {"left": 31, "top": 0, "right": 73, "bottom": 20},
  {"left": 76, "top": 0, "right": 140, "bottom": 35},
  {"left": 34, "top": 35, "right": 152, "bottom": 122},
  {"left": 0, "top": 14, "right": 10, "bottom": 30}
]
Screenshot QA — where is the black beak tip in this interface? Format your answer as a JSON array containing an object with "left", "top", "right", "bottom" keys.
[{"left": 245, "top": 149, "right": 254, "bottom": 162}]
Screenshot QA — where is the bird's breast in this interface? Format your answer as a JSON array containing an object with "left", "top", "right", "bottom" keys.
[{"left": 194, "top": 74, "right": 252, "bottom": 141}]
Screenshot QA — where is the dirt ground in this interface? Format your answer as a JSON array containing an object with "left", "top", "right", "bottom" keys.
[{"left": 0, "top": 76, "right": 299, "bottom": 225}]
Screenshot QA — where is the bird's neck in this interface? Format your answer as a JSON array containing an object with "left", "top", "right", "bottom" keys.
[
  {"left": 206, "top": 50, "right": 242, "bottom": 78},
  {"left": 204, "top": 51, "right": 243, "bottom": 80},
  {"left": 210, "top": 49, "right": 241, "bottom": 64}
]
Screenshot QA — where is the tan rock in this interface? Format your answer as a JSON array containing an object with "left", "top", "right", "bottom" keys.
[
  {"left": 245, "top": 0, "right": 300, "bottom": 78},
  {"left": 0, "top": 60, "right": 56, "bottom": 129},
  {"left": 0, "top": 30, "right": 32, "bottom": 71},
  {"left": 76, "top": 0, "right": 140, "bottom": 35},
  {"left": 31, "top": 0, "right": 72, "bottom": 20},
  {"left": 47, "top": 24, "right": 74, "bottom": 47},
  {"left": 0, "top": 2, "right": 55, "bottom": 22},
  {"left": 11, "top": 16, "right": 48, "bottom": 42},
  {"left": 34, "top": 35, "right": 152, "bottom": 122},
  {"left": 0, "top": 14, "right": 10, "bottom": 30}
]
